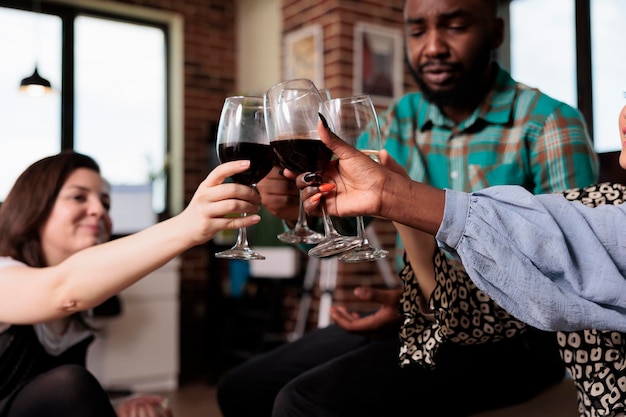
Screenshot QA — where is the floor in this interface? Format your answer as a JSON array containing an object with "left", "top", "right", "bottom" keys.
[
  {"left": 160, "top": 381, "right": 222, "bottom": 417},
  {"left": 160, "top": 377, "right": 579, "bottom": 417}
]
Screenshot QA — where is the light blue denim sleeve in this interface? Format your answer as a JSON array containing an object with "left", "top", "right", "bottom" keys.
[{"left": 435, "top": 187, "right": 626, "bottom": 332}]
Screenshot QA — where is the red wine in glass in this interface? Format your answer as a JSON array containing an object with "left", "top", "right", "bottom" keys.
[
  {"left": 270, "top": 137, "right": 333, "bottom": 175},
  {"left": 218, "top": 142, "right": 274, "bottom": 185}
]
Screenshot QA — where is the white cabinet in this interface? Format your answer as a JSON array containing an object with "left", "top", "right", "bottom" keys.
[{"left": 87, "top": 258, "right": 180, "bottom": 392}]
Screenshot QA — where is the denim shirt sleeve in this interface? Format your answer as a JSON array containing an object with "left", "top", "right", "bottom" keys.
[{"left": 435, "top": 186, "right": 626, "bottom": 332}]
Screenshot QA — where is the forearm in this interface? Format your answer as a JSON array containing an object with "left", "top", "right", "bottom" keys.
[
  {"left": 1, "top": 216, "right": 195, "bottom": 323},
  {"left": 436, "top": 186, "right": 626, "bottom": 331},
  {"left": 59, "top": 216, "right": 192, "bottom": 310},
  {"left": 380, "top": 172, "right": 445, "bottom": 235},
  {"left": 394, "top": 222, "right": 437, "bottom": 298}
]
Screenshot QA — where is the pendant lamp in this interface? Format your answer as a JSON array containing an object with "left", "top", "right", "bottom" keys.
[
  {"left": 19, "top": 0, "right": 53, "bottom": 96},
  {"left": 20, "top": 65, "right": 52, "bottom": 96}
]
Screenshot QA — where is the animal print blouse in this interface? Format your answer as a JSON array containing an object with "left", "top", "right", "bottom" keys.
[
  {"left": 397, "top": 182, "right": 626, "bottom": 417},
  {"left": 397, "top": 248, "right": 527, "bottom": 368},
  {"left": 559, "top": 182, "right": 626, "bottom": 417}
]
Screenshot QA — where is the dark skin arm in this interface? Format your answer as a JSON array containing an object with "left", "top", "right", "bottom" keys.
[
  {"left": 296, "top": 121, "right": 445, "bottom": 333},
  {"left": 297, "top": 121, "right": 445, "bottom": 235}
]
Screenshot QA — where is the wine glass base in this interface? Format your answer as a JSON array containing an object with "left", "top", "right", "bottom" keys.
[
  {"left": 215, "top": 247, "right": 265, "bottom": 260},
  {"left": 308, "top": 235, "right": 361, "bottom": 258},
  {"left": 278, "top": 228, "right": 324, "bottom": 244},
  {"left": 339, "top": 246, "right": 389, "bottom": 263}
]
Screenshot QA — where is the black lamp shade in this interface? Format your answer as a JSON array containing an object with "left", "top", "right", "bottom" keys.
[{"left": 19, "top": 66, "right": 53, "bottom": 96}]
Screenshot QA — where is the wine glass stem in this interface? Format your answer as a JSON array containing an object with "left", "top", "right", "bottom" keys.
[
  {"left": 320, "top": 201, "right": 339, "bottom": 237},
  {"left": 356, "top": 216, "right": 368, "bottom": 246},
  {"left": 294, "top": 191, "right": 309, "bottom": 229},
  {"left": 234, "top": 214, "right": 250, "bottom": 248},
  {"left": 235, "top": 182, "right": 255, "bottom": 249}
]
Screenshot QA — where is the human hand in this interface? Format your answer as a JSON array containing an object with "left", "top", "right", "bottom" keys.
[
  {"left": 330, "top": 287, "right": 402, "bottom": 334},
  {"left": 114, "top": 394, "right": 173, "bottom": 417},
  {"left": 297, "top": 120, "right": 390, "bottom": 218},
  {"left": 380, "top": 150, "right": 410, "bottom": 179},
  {"left": 256, "top": 165, "right": 300, "bottom": 222},
  {"left": 180, "top": 160, "right": 262, "bottom": 245}
]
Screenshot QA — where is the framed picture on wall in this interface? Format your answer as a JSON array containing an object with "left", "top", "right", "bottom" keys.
[
  {"left": 284, "top": 24, "right": 324, "bottom": 87},
  {"left": 353, "top": 22, "right": 403, "bottom": 106}
]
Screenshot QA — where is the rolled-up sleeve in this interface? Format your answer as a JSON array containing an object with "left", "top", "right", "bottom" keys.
[{"left": 435, "top": 186, "right": 626, "bottom": 332}]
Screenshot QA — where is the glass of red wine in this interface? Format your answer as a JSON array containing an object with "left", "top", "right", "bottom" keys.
[
  {"left": 264, "top": 79, "right": 360, "bottom": 257},
  {"left": 215, "top": 96, "right": 273, "bottom": 260},
  {"left": 263, "top": 80, "right": 325, "bottom": 244},
  {"left": 326, "top": 95, "right": 389, "bottom": 263}
]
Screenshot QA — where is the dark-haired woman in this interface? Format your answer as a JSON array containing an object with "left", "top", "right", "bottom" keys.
[{"left": 0, "top": 151, "right": 261, "bottom": 417}]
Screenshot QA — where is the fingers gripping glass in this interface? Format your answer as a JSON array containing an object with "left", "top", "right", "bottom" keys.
[
  {"left": 215, "top": 96, "right": 272, "bottom": 260},
  {"left": 325, "top": 95, "right": 389, "bottom": 262},
  {"left": 264, "top": 79, "right": 360, "bottom": 256}
]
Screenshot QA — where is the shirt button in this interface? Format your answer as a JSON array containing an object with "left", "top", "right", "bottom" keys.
[{"left": 450, "top": 171, "right": 458, "bottom": 179}]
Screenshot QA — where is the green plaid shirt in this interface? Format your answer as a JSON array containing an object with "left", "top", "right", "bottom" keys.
[{"left": 380, "top": 64, "right": 599, "bottom": 267}]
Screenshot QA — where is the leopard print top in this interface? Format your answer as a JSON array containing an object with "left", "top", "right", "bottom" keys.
[
  {"left": 559, "top": 182, "right": 626, "bottom": 417},
  {"left": 397, "top": 249, "right": 527, "bottom": 368}
]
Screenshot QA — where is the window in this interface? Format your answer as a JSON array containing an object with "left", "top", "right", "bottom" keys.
[
  {"left": 509, "top": 0, "right": 577, "bottom": 108},
  {"left": 590, "top": 0, "right": 626, "bottom": 153},
  {"left": 0, "top": 7, "right": 61, "bottom": 199},
  {"left": 0, "top": 1, "right": 177, "bottom": 232},
  {"left": 74, "top": 16, "right": 167, "bottom": 214},
  {"left": 509, "top": 0, "right": 626, "bottom": 156}
]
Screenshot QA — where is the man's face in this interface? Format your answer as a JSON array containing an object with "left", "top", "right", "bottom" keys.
[{"left": 403, "top": 0, "right": 503, "bottom": 105}]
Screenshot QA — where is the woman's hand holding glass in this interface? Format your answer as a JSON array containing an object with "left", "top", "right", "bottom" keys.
[
  {"left": 297, "top": 119, "right": 390, "bottom": 219},
  {"left": 180, "top": 160, "right": 262, "bottom": 245},
  {"left": 325, "top": 94, "right": 388, "bottom": 262}
]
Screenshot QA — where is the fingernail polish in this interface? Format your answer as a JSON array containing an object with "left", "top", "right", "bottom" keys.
[
  {"left": 318, "top": 183, "right": 335, "bottom": 192},
  {"left": 318, "top": 112, "right": 329, "bottom": 129},
  {"left": 310, "top": 193, "right": 322, "bottom": 203},
  {"left": 304, "top": 172, "right": 318, "bottom": 183}
]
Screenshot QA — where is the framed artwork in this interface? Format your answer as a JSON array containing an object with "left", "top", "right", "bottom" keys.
[
  {"left": 283, "top": 24, "right": 324, "bottom": 87},
  {"left": 353, "top": 22, "right": 403, "bottom": 106}
]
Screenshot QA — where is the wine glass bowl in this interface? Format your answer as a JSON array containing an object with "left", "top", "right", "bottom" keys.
[
  {"left": 325, "top": 94, "right": 389, "bottom": 263},
  {"left": 215, "top": 96, "right": 272, "bottom": 260}
]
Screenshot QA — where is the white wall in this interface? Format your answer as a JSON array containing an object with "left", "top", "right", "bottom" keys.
[{"left": 236, "top": 0, "right": 282, "bottom": 95}]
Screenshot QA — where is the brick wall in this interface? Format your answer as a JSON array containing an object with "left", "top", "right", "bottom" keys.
[
  {"left": 283, "top": 0, "right": 414, "bottom": 100},
  {"left": 98, "top": 0, "right": 415, "bottom": 381},
  {"left": 279, "top": 0, "right": 413, "bottom": 334}
]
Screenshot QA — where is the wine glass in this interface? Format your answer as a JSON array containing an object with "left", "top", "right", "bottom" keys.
[
  {"left": 326, "top": 95, "right": 389, "bottom": 262},
  {"left": 215, "top": 96, "right": 273, "bottom": 260},
  {"left": 264, "top": 79, "right": 360, "bottom": 257},
  {"left": 265, "top": 82, "right": 324, "bottom": 244},
  {"left": 319, "top": 88, "right": 332, "bottom": 100}
]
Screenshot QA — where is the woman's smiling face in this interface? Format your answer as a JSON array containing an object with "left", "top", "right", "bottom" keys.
[{"left": 39, "top": 167, "right": 112, "bottom": 266}]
